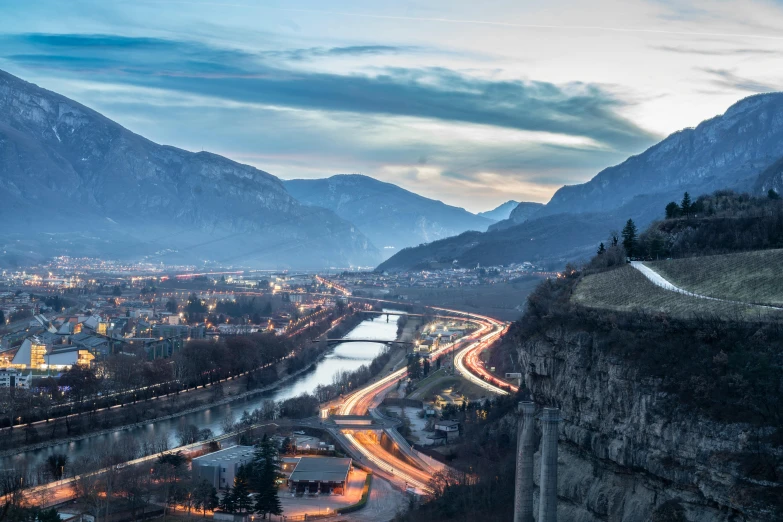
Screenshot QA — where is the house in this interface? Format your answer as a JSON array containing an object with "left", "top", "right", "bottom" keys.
[{"left": 433, "top": 420, "right": 460, "bottom": 441}]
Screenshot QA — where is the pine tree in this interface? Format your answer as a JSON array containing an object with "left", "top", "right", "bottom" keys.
[
  {"left": 194, "top": 480, "right": 219, "bottom": 517},
  {"left": 219, "top": 487, "right": 236, "bottom": 513},
  {"left": 232, "top": 467, "right": 253, "bottom": 513},
  {"left": 609, "top": 231, "right": 619, "bottom": 247},
  {"left": 252, "top": 437, "right": 283, "bottom": 519},
  {"left": 665, "top": 201, "right": 680, "bottom": 219},
  {"left": 621, "top": 219, "right": 638, "bottom": 257},
  {"left": 680, "top": 192, "right": 692, "bottom": 215},
  {"left": 597, "top": 242, "right": 606, "bottom": 255}
]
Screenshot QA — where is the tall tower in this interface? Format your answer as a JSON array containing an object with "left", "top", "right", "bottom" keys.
[
  {"left": 513, "top": 401, "right": 536, "bottom": 522},
  {"left": 539, "top": 407, "right": 561, "bottom": 522}
]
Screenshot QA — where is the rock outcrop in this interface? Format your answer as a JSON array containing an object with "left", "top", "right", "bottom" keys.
[{"left": 517, "top": 326, "right": 782, "bottom": 522}]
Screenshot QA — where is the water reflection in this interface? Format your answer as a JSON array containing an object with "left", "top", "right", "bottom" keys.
[{"left": 4, "top": 310, "right": 402, "bottom": 477}]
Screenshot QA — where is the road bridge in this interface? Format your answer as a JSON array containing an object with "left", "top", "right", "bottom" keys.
[{"left": 312, "top": 338, "right": 414, "bottom": 347}]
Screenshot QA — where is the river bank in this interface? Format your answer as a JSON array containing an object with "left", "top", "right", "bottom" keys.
[{"left": 1, "top": 308, "right": 402, "bottom": 480}]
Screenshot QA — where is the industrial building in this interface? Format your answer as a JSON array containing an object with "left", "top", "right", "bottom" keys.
[
  {"left": 288, "top": 457, "right": 352, "bottom": 495},
  {"left": 192, "top": 446, "right": 255, "bottom": 489}
]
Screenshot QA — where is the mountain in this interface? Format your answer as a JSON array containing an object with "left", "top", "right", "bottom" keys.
[
  {"left": 488, "top": 201, "right": 545, "bottom": 231},
  {"left": 477, "top": 200, "right": 519, "bottom": 221},
  {"left": 378, "top": 92, "right": 783, "bottom": 272},
  {"left": 0, "top": 69, "right": 379, "bottom": 269},
  {"left": 283, "top": 175, "right": 493, "bottom": 258}
]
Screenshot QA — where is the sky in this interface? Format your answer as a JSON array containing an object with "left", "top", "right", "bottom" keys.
[{"left": 1, "top": 1, "right": 782, "bottom": 212}]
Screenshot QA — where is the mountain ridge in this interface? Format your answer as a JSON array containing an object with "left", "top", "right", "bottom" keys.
[
  {"left": 283, "top": 174, "right": 493, "bottom": 258},
  {"left": 378, "top": 92, "right": 783, "bottom": 271},
  {"left": 0, "top": 68, "right": 380, "bottom": 269}
]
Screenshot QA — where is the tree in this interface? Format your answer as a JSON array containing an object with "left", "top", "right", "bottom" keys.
[
  {"left": 665, "top": 201, "right": 680, "bottom": 219},
  {"left": 769, "top": 188, "right": 781, "bottom": 200},
  {"left": 407, "top": 353, "right": 422, "bottom": 380},
  {"left": 112, "top": 285, "right": 122, "bottom": 297},
  {"left": 680, "top": 192, "right": 692, "bottom": 215},
  {"left": 37, "top": 508, "right": 60, "bottom": 522},
  {"left": 596, "top": 242, "right": 606, "bottom": 255},
  {"left": 232, "top": 466, "right": 253, "bottom": 513},
  {"left": 621, "top": 219, "right": 637, "bottom": 257},
  {"left": 423, "top": 357, "right": 431, "bottom": 377},
  {"left": 186, "top": 294, "right": 207, "bottom": 315},
  {"left": 166, "top": 299, "right": 178, "bottom": 314},
  {"left": 609, "top": 231, "right": 619, "bottom": 247},
  {"left": 219, "top": 487, "right": 237, "bottom": 513},
  {"left": 252, "top": 437, "right": 283, "bottom": 519},
  {"left": 0, "top": 310, "right": 4, "bottom": 325},
  {"left": 46, "top": 454, "right": 68, "bottom": 480},
  {"left": 193, "top": 480, "right": 219, "bottom": 517}
]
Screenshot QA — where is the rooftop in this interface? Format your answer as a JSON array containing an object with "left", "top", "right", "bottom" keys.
[
  {"left": 289, "top": 457, "right": 351, "bottom": 484},
  {"left": 192, "top": 445, "right": 255, "bottom": 464}
]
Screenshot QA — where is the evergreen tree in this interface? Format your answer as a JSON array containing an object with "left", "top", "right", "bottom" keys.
[
  {"left": 232, "top": 467, "right": 253, "bottom": 513},
  {"left": 193, "top": 480, "right": 219, "bottom": 517},
  {"left": 621, "top": 219, "right": 638, "bottom": 257},
  {"left": 219, "top": 487, "right": 237, "bottom": 513},
  {"left": 769, "top": 188, "right": 781, "bottom": 200},
  {"left": 680, "top": 192, "right": 692, "bottom": 215},
  {"left": 252, "top": 437, "right": 283, "bottom": 519},
  {"left": 407, "top": 353, "right": 422, "bottom": 380},
  {"left": 609, "top": 231, "right": 619, "bottom": 247},
  {"left": 597, "top": 242, "right": 606, "bottom": 255},
  {"left": 665, "top": 201, "right": 680, "bottom": 219},
  {"left": 0, "top": 310, "right": 5, "bottom": 325},
  {"left": 423, "top": 358, "right": 431, "bottom": 377}
]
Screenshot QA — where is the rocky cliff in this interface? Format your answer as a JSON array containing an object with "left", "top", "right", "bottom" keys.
[{"left": 513, "top": 317, "right": 782, "bottom": 522}]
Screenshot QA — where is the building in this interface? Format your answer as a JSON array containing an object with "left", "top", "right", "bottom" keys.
[
  {"left": 288, "top": 457, "right": 352, "bottom": 495},
  {"left": 192, "top": 446, "right": 255, "bottom": 490},
  {"left": 433, "top": 420, "right": 460, "bottom": 441},
  {"left": 0, "top": 368, "right": 32, "bottom": 388}
]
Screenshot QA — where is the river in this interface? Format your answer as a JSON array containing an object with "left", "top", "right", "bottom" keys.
[{"left": 3, "top": 310, "right": 403, "bottom": 477}]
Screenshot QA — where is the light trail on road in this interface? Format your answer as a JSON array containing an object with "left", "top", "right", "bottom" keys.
[{"left": 333, "top": 300, "right": 518, "bottom": 496}]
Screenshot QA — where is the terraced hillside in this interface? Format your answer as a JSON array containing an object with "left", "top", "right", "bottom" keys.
[
  {"left": 571, "top": 264, "right": 783, "bottom": 319},
  {"left": 647, "top": 249, "right": 783, "bottom": 307}
]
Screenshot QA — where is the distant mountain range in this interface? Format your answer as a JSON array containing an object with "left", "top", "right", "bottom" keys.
[
  {"left": 378, "top": 93, "right": 783, "bottom": 272},
  {"left": 0, "top": 69, "right": 379, "bottom": 269},
  {"left": 283, "top": 175, "right": 493, "bottom": 259},
  {"left": 477, "top": 200, "right": 519, "bottom": 221},
  {"left": 488, "top": 201, "right": 545, "bottom": 231}
]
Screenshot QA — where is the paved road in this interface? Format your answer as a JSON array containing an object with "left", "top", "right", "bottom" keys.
[{"left": 630, "top": 261, "right": 783, "bottom": 310}]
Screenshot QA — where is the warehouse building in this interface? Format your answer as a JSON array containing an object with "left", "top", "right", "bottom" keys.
[
  {"left": 288, "top": 457, "right": 352, "bottom": 495},
  {"left": 192, "top": 446, "right": 254, "bottom": 489}
]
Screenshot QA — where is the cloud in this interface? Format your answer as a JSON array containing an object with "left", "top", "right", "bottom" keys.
[
  {"left": 701, "top": 67, "right": 781, "bottom": 93},
  {"left": 653, "top": 45, "right": 779, "bottom": 56},
  {"left": 1, "top": 32, "right": 655, "bottom": 153}
]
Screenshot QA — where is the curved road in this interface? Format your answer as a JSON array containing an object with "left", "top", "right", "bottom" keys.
[{"left": 630, "top": 261, "right": 783, "bottom": 310}]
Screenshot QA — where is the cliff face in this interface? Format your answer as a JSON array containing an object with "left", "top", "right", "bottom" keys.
[{"left": 517, "top": 326, "right": 782, "bottom": 522}]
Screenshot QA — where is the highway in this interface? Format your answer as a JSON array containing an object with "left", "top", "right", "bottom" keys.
[{"left": 332, "top": 300, "right": 517, "bottom": 495}]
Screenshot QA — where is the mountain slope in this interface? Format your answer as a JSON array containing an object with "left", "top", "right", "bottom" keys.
[
  {"left": 477, "top": 200, "right": 519, "bottom": 221},
  {"left": 488, "top": 201, "right": 545, "bottom": 231},
  {"left": 0, "top": 69, "right": 379, "bottom": 269},
  {"left": 283, "top": 174, "right": 493, "bottom": 257},
  {"left": 379, "top": 92, "right": 783, "bottom": 271}
]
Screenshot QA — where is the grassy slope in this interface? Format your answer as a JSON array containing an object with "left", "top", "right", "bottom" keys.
[
  {"left": 572, "top": 265, "right": 783, "bottom": 319},
  {"left": 647, "top": 249, "right": 783, "bottom": 307}
]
